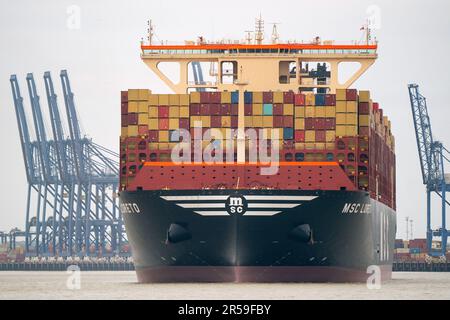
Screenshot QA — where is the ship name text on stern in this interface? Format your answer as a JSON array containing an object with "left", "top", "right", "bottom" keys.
[
  {"left": 342, "top": 203, "right": 371, "bottom": 214},
  {"left": 120, "top": 202, "right": 141, "bottom": 214}
]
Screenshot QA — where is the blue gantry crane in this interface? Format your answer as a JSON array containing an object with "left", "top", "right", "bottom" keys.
[
  {"left": 408, "top": 84, "right": 449, "bottom": 258},
  {"left": 10, "top": 70, "right": 128, "bottom": 258}
]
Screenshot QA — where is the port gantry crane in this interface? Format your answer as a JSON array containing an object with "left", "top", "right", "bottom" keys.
[
  {"left": 408, "top": 84, "right": 449, "bottom": 258},
  {"left": 10, "top": 71, "right": 128, "bottom": 258}
]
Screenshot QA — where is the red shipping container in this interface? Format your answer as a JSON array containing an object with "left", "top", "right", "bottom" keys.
[
  {"left": 121, "top": 102, "right": 128, "bottom": 115},
  {"left": 263, "top": 91, "right": 273, "bottom": 103},
  {"left": 210, "top": 92, "right": 221, "bottom": 104},
  {"left": 138, "top": 125, "right": 148, "bottom": 136},
  {"left": 200, "top": 92, "right": 211, "bottom": 103},
  {"left": 211, "top": 116, "right": 221, "bottom": 127},
  {"left": 372, "top": 102, "right": 379, "bottom": 111},
  {"left": 231, "top": 104, "right": 239, "bottom": 116},
  {"left": 315, "top": 118, "right": 326, "bottom": 130},
  {"left": 325, "top": 118, "right": 336, "bottom": 130},
  {"left": 231, "top": 116, "right": 238, "bottom": 128},
  {"left": 159, "top": 118, "right": 169, "bottom": 130},
  {"left": 305, "top": 118, "right": 315, "bottom": 130},
  {"left": 283, "top": 91, "right": 295, "bottom": 104},
  {"left": 315, "top": 130, "right": 326, "bottom": 142},
  {"left": 346, "top": 89, "right": 358, "bottom": 101},
  {"left": 245, "top": 104, "right": 253, "bottom": 116},
  {"left": 295, "top": 130, "right": 305, "bottom": 142},
  {"left": 325, "top": 94, "right": 336, "bottom": 106},
  {"left": 274, "top": 116, "right": 284, "bottom": 127},
  {"left": 283, "top": 116, "right": 294, "bottom": 128},
  {"left": 121, "top": 91, "right": 128, "bottom": 103},
  {"left": 148, "top": 130, "right": 159, "bottom": 142},
  {"left": 359, "top": 126, "right": 369, "bottom": 137},
  {"left": 210, "top": 104, "right": 221, "bottom": 116},
  {"left": 359, "top": 102, "right": 370, "bottom": 114},
  {"left": 200, "top": 104, "right": 210, "bottom": 115},
  {"left": 294, "top": 94, "right": 306, "bottom": 106},
  {"left": 128, "top": 113, "right": 138, "bottom": 125},
  {"left": 190, "top": 104, "right": 201, "bottom": 115},
  {"left": 273, "top": 104, "right": 283, "bottom": 115},
  {"left": 158, "top": 106, "right": 169, "bottom": 118},
  {"left": 121, "top": 114, "right": 128, "bottom": 127},
  {"left": 220, "top": 104, "right": 231, "bottom": 115},
  {"left": 179, "top": 118, "right": 190, "bottom": 130}
]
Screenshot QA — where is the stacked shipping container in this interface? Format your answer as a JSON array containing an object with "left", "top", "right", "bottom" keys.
[{"left": 120, "top": 89, "right": 395, "bottom": 208}]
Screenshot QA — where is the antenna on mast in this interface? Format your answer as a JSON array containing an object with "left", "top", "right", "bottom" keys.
[
  {"left": 245, "top": 30, "right": 253, "bottom": 44},
  {"left": 147, "top": 19, "right": 154, "bottom": 45},
  {"left": 254, "top": 14, "right": 265, "bottom": 45},
  {"left": 269, "top": 22, "right": 280, "bottom": 44}
]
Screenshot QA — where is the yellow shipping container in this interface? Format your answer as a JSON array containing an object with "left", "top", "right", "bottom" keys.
[
  {"left": 245, "top": 116, "right": 253, "bottom": 127},
  {"left": 128, "top": 125, "right": 138, "bottom": 137},
  {"left": 138, "top": 114, "right": 148, "bottom": 125},
  {"left": 169, "top": 118, "right": 179, "bottom": 130},
  {"left": 295, "top": 106, "right": 305, "bottom": 118},
  {"left": 148, "top": 94, "right": 158, "bottom": 106},
  {"left": 190, "top": 116, "right": 202, "bottom": 127},
  {"left": 346, "top": 101, "right": 358, "bottom": 113},
  {"left": 148, "top": 106, "right": 158, "bottom": 118},
  {"left": 253, "top": 92, "right": 263, "bottom": 104},
  {"left": 138, "top": 102, "right": 148, "bottom": 113},
  {"left": 159, "top": 130, "right": 169, "bottom": 142},
  {"left": 326, "top": 142, "right": 336, "bottom": 150},
  {"left": 148, "top": 119, "right": 158, "bottom": 130},
  {"left": 128, "top": 89, "right": 139, "bottom": 101},
  {"left": 295, "top": 143, "right": 305, "bottom": 150},
  {"left": 221, "top": 116, "right": 231, "bottom": 127},
  {"left": 325, "top": 106, "right": 336, "bottom": 118},
  {"left": 315, "top": 143, "right": 325, "bottom": 150},
  {"left": 336, "top": 101, "right": 346, "bottom": 113},
  {"left": 346, "top": 125, "right": 358, "bottom": 136},
  {"left": 169, "top": 106, "right": 180, "bottom": 118},
  {"left": 326, "top": 130, "right": 336, "bottom": 142},
  {"left": 305, "top": 130, "right": 315, "bottom": 142},
  {"left": 359, "top": 90, "right": 370, "bottom": 103},
  {"left": 190, "top": 92, "right": 201, "bottom": 103},
  {"left": 346, "top": 113, "right": 358, "bottom": 125},
  {"left": 336, "top": 89, "right": 346, "bottom": 101},
  {"left": 305, "top": 143, "right": 315, "bottom": 150},
  {"left": 159, "top": 94, "right": 170, "bottom": 105},
  {"left": 336, "top": 113, "right": 346, "bottom": 125},
  {"left": 305, "top": 94, "right": 315, "bottom": 106},
  {"left": 201, "top": 116, "right": 211, "bottom": 127},
  {"left": 139, "top": 89, "right": 150, "bottom": 101},
  {"left": 253, "top": 116, "right": 263, "bottom": 127},
  {"left": 169, "top": 94, "right": 180, "bottom": 106},
  {"left": 305, "top": 106, "right": 315, "bottom": 117},
  {"left": 315, "top": 106, "right": 325, "bottom": 118},
  {"left": 284, "top": 104, "right": 294, "bottom": 116},
  {"left": 148, "top": 143, "right": 158, "bottom": 150},
  {"left": 121, "top": 127, "right": 128, "bottom": 138},
  {"left": 295, "top": 118, "right": 305, "bottom": 130},
  {"left": 336, "top": 125, "right": 346, "bottom": 137},
  {"left": 158, "top": 143, "right": 170, "bottom": 150},
  {"left": 128, "top": 101, "right": 138, "bottom": 113},
  {"left": 263, "top": 116, "right": 273, "bottom": 128},
  {"left": 252, "top": 104, "right": 263, "bottom": 115},
  {"left": 273, "top": 91, "right": 284, "bottom": 103},
  {"left": 179, "top": 106, "right": 189, "bottom": 118},
  {"left": 359, "top": 115, "right": 370, "bottom": 127},
  {"left": 221, "top": 91, "right": 231, "bottom": 104},
  {"left": 180, "top": 94, "right": 190, "bottom": 106}
]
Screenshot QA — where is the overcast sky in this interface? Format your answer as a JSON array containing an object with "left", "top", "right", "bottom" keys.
[{"left": 0, "top": 0, "right": 449, "bottom": 239}]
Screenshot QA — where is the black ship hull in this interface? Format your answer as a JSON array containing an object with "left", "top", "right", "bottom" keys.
[{"left": 120, "top": 190, "right": 396, "bottom": 283}]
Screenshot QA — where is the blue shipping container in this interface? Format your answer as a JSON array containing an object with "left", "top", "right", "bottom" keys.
[
  {"left": 283, "top": 128, "right": 294, "bottom": 140},
  {"left": 263, "top": 104, "right": 273, "bottom": 115},
  {"left": 315, "top": 94, "right": 326, "bottom": 106},
  {"left": 231, "top": 91, "right": 239, "bottom": 104},
  {"left": 244, "top": 91, "right": 253, "bottom": 104}
]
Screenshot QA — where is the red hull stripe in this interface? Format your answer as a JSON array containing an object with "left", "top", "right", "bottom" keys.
[{"left": 143, "top": 161, "right": 339, "bottom": 167}]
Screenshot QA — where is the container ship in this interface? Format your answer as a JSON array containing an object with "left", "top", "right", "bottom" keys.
[{"left": 119, "top": 19, "right": 396, "bottom": 282}]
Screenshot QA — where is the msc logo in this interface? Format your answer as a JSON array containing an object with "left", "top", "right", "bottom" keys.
[{"left": 226, "top": 195, "right": 247, "bottom": 215}]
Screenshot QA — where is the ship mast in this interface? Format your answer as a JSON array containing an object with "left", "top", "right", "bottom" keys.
[{"left": 254, "top": 14, "right": 264, "bottom": 45}]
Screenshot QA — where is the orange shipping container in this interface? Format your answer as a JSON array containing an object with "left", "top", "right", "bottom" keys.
[
  {"left": 179, "top": 106, "right": 189, "bottom": 118},
  {"left": 190, "top": 92, "right": 201, "bottom": 103},
  {"left": 169, "top": 106, "right": 180, "bottom": 118},
  {"left": 295, "top": 106, "right": 305, "bottom": 118},
  {"left": 263, "top": 116, "right": 273, "bottom": 128},
  {"left": 169, "top": 94, "right": 180, "bottom": 106},
  {"left": 159, "top": 94, "right": 170, "bottom": 105},
  {"left": 148, "top": 106, "right": 158, "bottom": 118},
  {"left": 283, "top": 104, "right": 294, "bottom": 116},
  {"left": 148, "top": 119, "right": 158, "bottom": 130},
  {"left": 346, "top": 101, "right": 358, "bottom": 113},
  {"left": 315, "top": 106, "right": 325, "bottom": 118},
  {"left": 128, "top": 102, "right": 138, "bottom": 113},
  {"left": 295, "top": 118, "right": 305, "bottom": 130},
  {"left": 336, "top": 101, "right": 346, "bottom": 113},
  {"left": 336, "top": 89, "right": 346, "bottom": 101},
  {"left": 148, "top": 94, "right": 158, "bottom": 106},
  {"left": 159, "top": 130, "right": 169, "bottom": 142},
  {"left": 305, "top": 130, "right": 315, "bottom": 142},
  {"left": 138, "top": 102, "right": 148, "bottom": 113}
]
